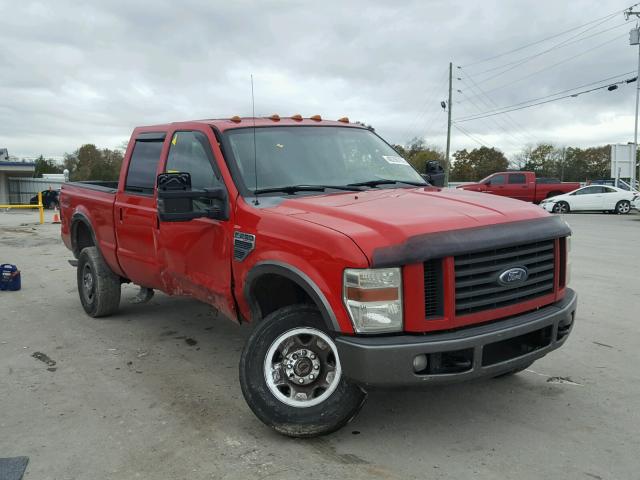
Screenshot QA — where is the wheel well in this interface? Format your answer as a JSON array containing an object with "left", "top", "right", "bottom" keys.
[
  {"left": 74, "top": 220, "right": 95, "bottom": 255},
  {"left": 250, "top": 273, "right": 316, "bottom": 320}
]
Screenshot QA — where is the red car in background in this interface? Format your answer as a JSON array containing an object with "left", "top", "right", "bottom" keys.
[{"left": 457, "top": 171, "right": 581, "bottom": 203}]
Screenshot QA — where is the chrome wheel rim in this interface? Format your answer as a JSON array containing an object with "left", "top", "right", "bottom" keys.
[
  {"left": 619, "top": 202, "right": 630, "bottom": 213},
  {"left": 264, "top": 327, "right": 341, "bottom": 408},
  {"left": 82, "top": 264, "right": 95, "bottom": 303}
]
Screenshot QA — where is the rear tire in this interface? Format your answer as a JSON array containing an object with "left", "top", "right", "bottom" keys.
[
  {"left": 77, "top": 247, "right": 121, "bottom": 317},
  {"left": 239, "top": 304, "right": 366, "bottom": 438},
  {"left": 552, "top": 201, "right": 570, "bottom": 214},
  {"left": 615, "top": 200, "right": 631, "bottom": 214}
]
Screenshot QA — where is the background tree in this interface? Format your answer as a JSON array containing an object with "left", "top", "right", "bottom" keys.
[
  {"left": 34, "top": 155, "right": 64, "bottom": 177},
  {"left": 394, "top": 138, "right": 445, "bottom": 174},
  {"left": 63, "top": 144, "right": 123, "bottom": 181},
  {"left": 450, "top": 146, "right": 509, "bottom": 181}
]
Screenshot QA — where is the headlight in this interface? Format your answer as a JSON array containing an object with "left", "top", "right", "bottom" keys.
[{"left": 343, "top": 268, "right": 403, "bottom": 333}]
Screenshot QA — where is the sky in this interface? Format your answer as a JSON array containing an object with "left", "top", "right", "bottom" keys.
[{"left": 1, "top": 0, "right": 640, "bottom": 161}]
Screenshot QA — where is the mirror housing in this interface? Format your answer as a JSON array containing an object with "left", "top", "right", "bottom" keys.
[{"left": 157, "top": 172, "right": 229, "bottom": 222}]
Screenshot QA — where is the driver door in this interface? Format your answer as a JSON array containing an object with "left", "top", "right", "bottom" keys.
[
  {"left": 570, "top": 186, "right": 604, "bottom": 210},
  {"left": 156, "top": 129, "right": 236, "bottom": 319}
]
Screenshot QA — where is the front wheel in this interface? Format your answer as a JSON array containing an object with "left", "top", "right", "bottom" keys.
[
  {"left": 239, "top": 305, "right": 366, "bottom": 437},
  {"left": 552, "top": 201, "right": 570, "bottom": 214},
  {"left": 615, "top": 200, "right": 631, "bottom": 214}
]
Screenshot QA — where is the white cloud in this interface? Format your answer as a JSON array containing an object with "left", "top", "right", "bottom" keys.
[{"left": 0, "top": 0, "right": 637, "bottom": 160}]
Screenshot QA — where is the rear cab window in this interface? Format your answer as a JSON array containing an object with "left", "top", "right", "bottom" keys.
[
  {"left": 508, "top": 173, "right": 526, "bottom": 184},
  {"left": 125, "top": 133, "right": 166, "bottom": 194}
]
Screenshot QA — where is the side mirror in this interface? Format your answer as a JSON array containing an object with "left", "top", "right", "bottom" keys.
[{"left": 157, "top": 172, "right": 229, "bottom": 222}]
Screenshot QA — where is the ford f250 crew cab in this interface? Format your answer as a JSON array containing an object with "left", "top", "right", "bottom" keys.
[
  {"left": 457, "top": 171, "right": 581, "bottom": 203},
  {"left": 60, "top": 116, "right": 577, "bottom": 437}
]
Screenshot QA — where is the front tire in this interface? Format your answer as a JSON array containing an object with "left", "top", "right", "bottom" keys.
[
  {"left": 615, "top": 200, "right": 631, "bottom": 214},
  {"left": 552, "top": 201, "right": 570, "bottom": 214},
  {"left": 239, "top": 305, "right": 365, "bottom": 437},
  {"left": 77, "top": 247, "right": 121, "bottom": 317}
]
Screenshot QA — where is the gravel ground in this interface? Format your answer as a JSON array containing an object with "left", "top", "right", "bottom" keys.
[{"left": 1, "top": 209, "right": 639, "bottom": 480}]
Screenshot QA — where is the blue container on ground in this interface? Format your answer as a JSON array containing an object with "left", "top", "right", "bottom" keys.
[{"left": 0, "top": 264, "right": 21, "bottom": 291}]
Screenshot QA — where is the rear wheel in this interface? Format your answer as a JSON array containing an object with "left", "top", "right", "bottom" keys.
[
  {"left": 615, "top": 200, "right": 631, "bottom": 214},
  {"left": 552, "top": 201, "right": 570, "bottom": 214},
  {"left": 239, "top": 305, "right": 365, "bottom": 437},
  {"left": 77, "top": 247, "right": 121, "bottom": 317}
]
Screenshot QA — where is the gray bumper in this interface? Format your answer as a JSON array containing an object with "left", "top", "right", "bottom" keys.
[{"left": 336, "top": 289, "right": 577, "bottom": 387}]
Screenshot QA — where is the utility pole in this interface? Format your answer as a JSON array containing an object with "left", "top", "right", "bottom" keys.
[
  {"left": 444, "top": 62, "right": 453, "bottom": 186},
  {"left": 625, "top": 8, "right": 640, "bottom": 191}
]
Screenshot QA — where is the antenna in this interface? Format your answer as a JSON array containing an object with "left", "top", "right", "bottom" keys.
[{"left": 251, "top": 74, "right": 259, "bottom": 205}]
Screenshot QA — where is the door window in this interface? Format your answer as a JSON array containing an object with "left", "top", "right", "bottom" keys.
[
  {"left": 126, "top": 138, "right": 164, "bottom": 194},
  {"left": 574, "top": 186, "right": 603, "bottom": 195},
  {"left": 508, "top": 173, "right": 526, "bottom": 184},
  {"left": 166, "top": 131, "right": 223, "bottom": 212},
  {"left": 489, "top": 174, "right": 506, "bottom": 185},
  {"left": 602, "top": 187, "right": 617, "bottom": 193}
]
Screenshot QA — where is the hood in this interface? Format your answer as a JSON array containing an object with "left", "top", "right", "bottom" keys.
[{"left": 268, "top": 187, "right": 551, "bottom": 264}]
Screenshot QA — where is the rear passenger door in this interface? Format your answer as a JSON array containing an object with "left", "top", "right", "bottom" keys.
[
  {"left": 114, "top": 132, "right": 166, "bottom": 289},
  {"left": 506, "top": 173, "right": 529, "bottom": 201},
  {"left": 156, "top": 129, "right": 235, "bottom": 319}
]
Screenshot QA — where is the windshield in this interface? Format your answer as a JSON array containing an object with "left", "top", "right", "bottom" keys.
[{"left": 223, "top": 126, "right": 426, "bottom": 194}]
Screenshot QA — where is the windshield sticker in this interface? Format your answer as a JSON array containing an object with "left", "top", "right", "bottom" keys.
[{"left": 383, "top": 155, "right": 410, "bottom": 166}]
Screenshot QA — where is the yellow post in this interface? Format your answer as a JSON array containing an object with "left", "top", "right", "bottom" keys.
[{"left": 38, "top": 191, "right": 44, "bottom": 225}]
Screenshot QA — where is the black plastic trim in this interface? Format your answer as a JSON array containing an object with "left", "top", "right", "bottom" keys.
[
  {"left": 336, "top": 288, "right": 576, "bottom": 387},
  {"left": 243, "top": 261, "right": 340, "bottom": 331},
  {"left": 371, "top": 216, "right": 571, "bottom": 268}
]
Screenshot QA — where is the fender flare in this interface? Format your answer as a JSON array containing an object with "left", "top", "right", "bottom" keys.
[
  {"left": 243, "top": 261, "right": 340, "bottom": 332},
  {"left": 70, "top": 212, "right": 99, "bottom": 258}
]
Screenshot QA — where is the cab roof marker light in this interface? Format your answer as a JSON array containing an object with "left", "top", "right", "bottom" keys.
[
  {"left": 269, "top": 114, "right": 280, "bottom": 121},
  {"left": 310, "top": 115, "right": 322, "bottom": 121},
  {"left": 338, "top": 117, "right": 350, "bottom": 123},
  {"left": 291, "top": 114, "right": 303, "bottom": 121},
  {"left": 230, "top": 116, "right": 242, "bottom": 123}
]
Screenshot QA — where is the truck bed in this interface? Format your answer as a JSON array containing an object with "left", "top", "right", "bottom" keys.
[{"left": 60, "top": 181, "right": 121, "bottom": 275}]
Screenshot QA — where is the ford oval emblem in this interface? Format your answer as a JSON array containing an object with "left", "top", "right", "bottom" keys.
[{"left": 497, "top": 267, "right": 528, "bottom": 286}]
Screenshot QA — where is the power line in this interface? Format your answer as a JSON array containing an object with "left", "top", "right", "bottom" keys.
[
  {"left": 453, "top": 124, "right": 492, "bottom": 148},
  {"left": 459, "top": 32, "right": 628, "bottom": 102},
  {"left": 471, "top": 20, "right": 630, "bottom": 84},
  {"left": 401, "top": 68, "right": 449, "bottom": 143},
  {"left": 460, "top": 5, "right": 634, "bottom": 68},
  {"left": 456, "top": 76, "right": 637, "bottom": 123},
  {"left": 456, "top": 87, "right": 531, "bottom": 150},
  {"left": 457, "top": 70, "right": 636, "bottom": 119},
  {"left": 458, "top": 74, "right": 542, "bottom": 145}
]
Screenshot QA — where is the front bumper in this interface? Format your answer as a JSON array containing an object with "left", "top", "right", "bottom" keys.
[
  {"left": 336, "top": 289, "right": 577, "bottom": 387},
  {"left": 540, "top": 202, "right": 555, "bottom": 212}
]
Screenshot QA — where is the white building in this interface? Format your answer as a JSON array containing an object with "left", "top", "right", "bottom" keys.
[{"left": 0, "top": 157, "right": 36, "bottom": 204}]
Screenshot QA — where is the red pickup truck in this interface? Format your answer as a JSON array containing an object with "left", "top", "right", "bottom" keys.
[
  {"left": 457, "top": 171, "right": 581, "bottom": 203},
  {"left": 60, "top": 117, "right": 576, "bottom": 437}
]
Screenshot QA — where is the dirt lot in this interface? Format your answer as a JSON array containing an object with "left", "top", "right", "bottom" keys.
[{"left": 1, "top": 209, "right": 639, "bottom": 479}]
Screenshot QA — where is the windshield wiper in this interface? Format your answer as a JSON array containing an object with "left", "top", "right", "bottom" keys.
[
  {"left": 254, "top": 184, "right": 362, "bottom": 195},
  {"left": 346, "top": 179, "right": 427, "bottom": 188}
]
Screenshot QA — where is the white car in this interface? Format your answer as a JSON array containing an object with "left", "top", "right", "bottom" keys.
[{"left": 540, "top": 185, "right": 638, "bottom": 214}]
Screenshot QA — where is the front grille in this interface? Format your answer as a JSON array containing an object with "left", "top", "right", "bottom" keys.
[
  {"left": 454, "top": 240, "right": 555, "bottom": 316},
  {"left": 424, "top": 259, "right": 444, "bottom": 318}
]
